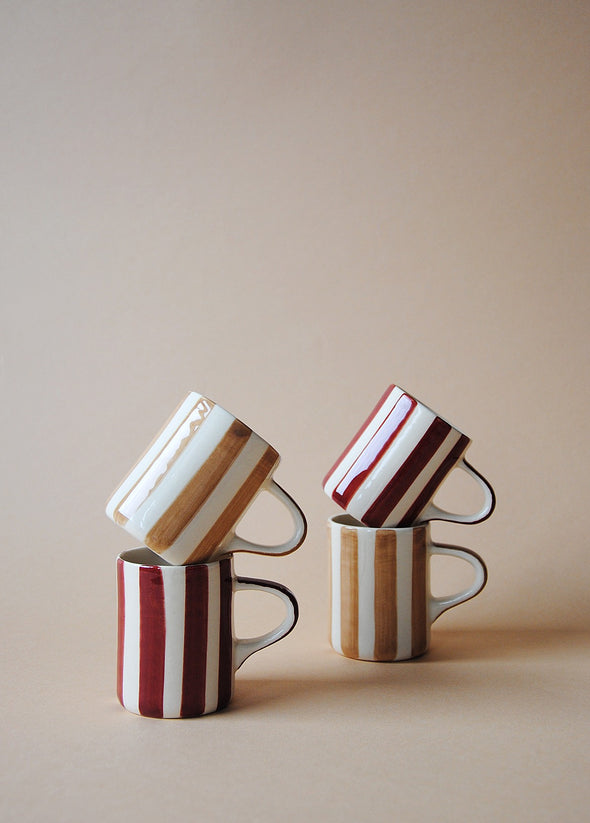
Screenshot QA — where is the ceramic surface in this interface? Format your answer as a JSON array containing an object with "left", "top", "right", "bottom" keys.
[
  {"left": 107, "top": 392, "right": 307, "bottom": 564},
  {"left": 323, "top": 384, "right": 495, "bottom": 527},
  {"left": 329, "top": 515, "right": 487, "bottom": 661},
  {"left": 117, "top": 548, "right": 298, "bottom": 718}
]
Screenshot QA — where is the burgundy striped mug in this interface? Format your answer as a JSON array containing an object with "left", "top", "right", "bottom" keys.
[
  {"left": 117, "top": 548, "right": 299, "bottom": 718},
  {"left": 329, "top": 515, "right": 487, "bottom": 661},
  {"left": 323, "top": 384, "right": 495, "bottom": 528},
  {"left": 106, "top": 391, "right": 307, "bottom": 565}
]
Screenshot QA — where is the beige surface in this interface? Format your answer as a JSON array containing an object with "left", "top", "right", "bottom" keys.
[{"left": 1, "top": 2, "right": 589, "bottom": 821}]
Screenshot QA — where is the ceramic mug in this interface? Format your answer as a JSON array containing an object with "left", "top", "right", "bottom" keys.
[
  {"left": 323, "top": 384, "right": 495, "bottom": 528},
  {"left": 106, "top": 392, "right": 307, "bottom": 564},
  {"left": 117, "top": 548, "right": 299, "bottom": 718},
  {"left": 329, "top": 515, "right": 487, "bottom": 661}
]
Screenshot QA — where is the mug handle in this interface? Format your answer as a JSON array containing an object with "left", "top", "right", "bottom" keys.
[
  {"left": 428, "top": 543, "right": 488, "bottom": 623},
  {"left": 233, "top": 577, "right": 299, "bottom": 670},
  {"left": 419, "top": 458, "right": 496, "bottom": 525},
  {"left": 227, "top": 480, "right": 308, "bottom": 556}
]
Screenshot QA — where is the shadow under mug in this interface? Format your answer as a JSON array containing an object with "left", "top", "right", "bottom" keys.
[
  {"left": 323, "top": 384, "right": 495, "bottom": 528},
  {"left": 117, "top": 548, "right": 298, "bottom": 718},
  {"left": 329, "top": 515, "right": 487, "bottom": 661},
  {"left": 106, "top": 391, "right": 307, "bottom": 565}
]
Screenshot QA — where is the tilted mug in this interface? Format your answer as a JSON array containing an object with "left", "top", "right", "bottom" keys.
[
  {"left": 329, "top": 515, "right": 487, "bottom": 661},
  {"left": 117, "top": 548, "right": 299, "bottom": 717},
  {"left": 107, "top": 391, "right": 307, "bottom": 564},
  {"left": 323, "top": 384, "right": 495, "bottom": 528}
]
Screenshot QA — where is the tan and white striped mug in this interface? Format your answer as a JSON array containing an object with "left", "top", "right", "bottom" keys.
[
  {"left": 106, "top": 392, "right": 307, "bottom": 565},
  {"left": 329, "top": 515, "right": 487, "bottom": 661}
]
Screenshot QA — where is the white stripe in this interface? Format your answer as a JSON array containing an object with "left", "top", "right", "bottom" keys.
[
  {"left": 345, "top": 404, "right": 436, "bottom": 521},
  {"left": 162, "top": 567, "right": 186, "bottom": 718},
  {"left": 381, "top": 428, "right": 463, "bottom": 526},
  {"left": 162, "top": 432, "right": 271, "bottom": 565},
  {"left": 356, "top": 528, "right": 376, "bottom": 660},
  {"left": 203, "top": 564, "right": 221, "bottom": 714},
  {"left": 106, "top": 393, "right": 207, "bottom": 520},
  {"left": 395, "top": 531, "right": 414, "bottom": 660},
  {"left": 122, "top": 562, "right": 140, "bottom": 715},
  {"left": 323, "top": 386, "right": 405, "bottom": 498},
  {"left": 119, "top": 404, "right": 235, "bottom": 539},
  {"left": 330, "top": 525, "right": 343, "bottom": 655}
]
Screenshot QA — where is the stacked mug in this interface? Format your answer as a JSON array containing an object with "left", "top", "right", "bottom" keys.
[
  {"left": 323, "top": 384, "right": 495, "bottom": 662},
  {"left": 106, "top": 391, "right": 307, "bottom": 718}
]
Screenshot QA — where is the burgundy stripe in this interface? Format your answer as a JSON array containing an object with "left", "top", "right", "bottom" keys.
[
  {"left": 332, "top": 394, "right": 416, "bottom": 507},
  {"left": 181, "top": 565, "right": 209, "bottom": 717},
  {"left": 362, "top": 417, "right": 452, "bottom": 527},
  {"left": 323, "top": 385, "right": 396, "bottom": 489},
  {"left": 116, "top": 558, "right": 125, "bottom": 707},
  {"left": 217, "top": 558, "right": 233, "bottom": 711},
  {"left": 138, "top": 566, "right": 166, "bottom": 718},
  {"left": 398, "top": 434, "right": 470, "bottom": 526}
]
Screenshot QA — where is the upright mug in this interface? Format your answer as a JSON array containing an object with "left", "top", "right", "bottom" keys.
[
  {"left": 117, "top": 548, "right": 299, "bottom": 717},
  {"left": 323, "top": 384, "right": 495, "bottom": 528},
  {"left": 107, "top": 391, "right": 307, "bottom": 564},
  {"left": 329, "top": 515, "right": 487, "bottom": 661}
]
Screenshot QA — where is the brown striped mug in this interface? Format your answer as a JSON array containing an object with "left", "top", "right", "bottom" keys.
[
  {"left": 117, "top": 548, "right": 299, "bottom": 718},
  {"left": 106, "top": 391, "right": 307, "bottom": 565},
  {"left": 329, "top": 515, "right": 487, "bottom": 661},
  {"left": 323, "top": 384, "right": 495, "bottom": 528}
]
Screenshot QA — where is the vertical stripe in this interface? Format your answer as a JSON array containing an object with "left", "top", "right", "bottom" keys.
[
  {"left": 121, "top": 561, "right": 140, "bottom": 715},
  {"left": 340, "top": 529, "right": 359, "bottom": 659},
  {"left": 373, "top": 530, "right": 398, "bottom": 661},
  {"left": 217, "top": 558, "right": 233, "bottom": 710},
  {"left": 203, "top": 562, "right": 221, "bottom": 715},
  {"left": 145, "top": 419, "right": 251, "bottom": 552},
  {"left": 107, "top": 393, "right": 215, "bottom": 526},
  {"left": 116, "top": 558, "right": 125, "bottom": 707},
  {"left": 138, "top": 567, "right": 166, "bottom": 718},
  {"left": 411, "top": 530, "right": 428, "bottom": 657},
  {"left": 181, "top": 565, "right": 209, "bottom": 717},
  {"left": 323, "top": 386, "right": 405, "bottom": 497},
  {"left": 162, "top": 568, "right": 186, "bottom": 718},
  {"left": 362, "top": 417, "right": 453, "bottom": 526},
  {"left": 323, "top": 386, "right": 395, "bottom": 489},
  {"left": 395, "top": 530, "right": 414, "bottom": 660},
  {"left": 330, "top": 526, "right": 343, "bottom": 655},
  {"left": 356, "top": 529, "right": 376, "bottom": 660},
  {"left": 399, "top": 434, "right": 470, "bottom": 525},
  {"left": 333, "top": 395, "right": 417, "bottom": 507},
  {"left": 183, "top": 444, "right": 278, "bottom": 564}
]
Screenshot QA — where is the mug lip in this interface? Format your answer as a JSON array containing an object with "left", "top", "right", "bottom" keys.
[
  {"left": 391, "top": 384, "right": 468, "bottom": 438},
  {"left": 188, "top": 390, "right": 274, "bottom": 449},
  {"left": 117, "top": 546, "right": 233, "bottom": 569},
  {"left": 329, "top": 513, "right": 429, "bottom": 534}
]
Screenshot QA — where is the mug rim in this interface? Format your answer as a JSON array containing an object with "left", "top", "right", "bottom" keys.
[
  {"left": 117, "top": 546, "right": 233, "bottom": 568},
  {"left": 329, "top": 513, "right": 429, "bottom": 534},
  {"left": 187, "top": 390, "right": 272, "bottom": 447},
  {"left": 384, "top": 384, "right": 468, "bottom": 439}
]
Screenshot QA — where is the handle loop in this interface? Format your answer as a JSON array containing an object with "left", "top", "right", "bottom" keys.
[
  {"left": 419, "top": 458, "right": 496, "bottom": 525},
  {"left": 233, "top": 577, "right": 299, "bottom": 670},
  {"left": 228, "top": 480, "right": 307, "bottom": 556},
  {"left": 428, "top": 543, "right": 488, "bottom": 623}
]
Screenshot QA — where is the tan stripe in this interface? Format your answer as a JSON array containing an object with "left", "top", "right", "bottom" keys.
[
  {"left": 373, "top": 530, "right": 397, "bottom": 660},
  {"left": 113, "top": 397, "right": 214, "bottom": 525},
  {"left": 146, "top": 419, "right": 251, "bottom": 552},
  {"left": 411, "top": 529, "right": 428, "bottom": 657},
  {"left": 340, "top": 528, "right": 359, "bottom": 659},
  {"left": 184, "top": 444, "right": 279, "bottom": 564}
]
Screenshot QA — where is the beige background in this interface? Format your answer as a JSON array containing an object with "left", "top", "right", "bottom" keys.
[{"left": 2, "top": 2, "right": 589, "bottom": 821}]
